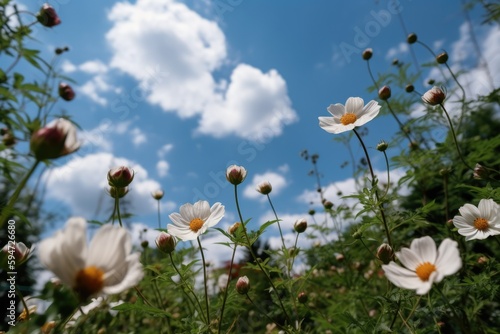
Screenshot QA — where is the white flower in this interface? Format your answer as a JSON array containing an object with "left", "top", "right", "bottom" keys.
[
  {"left": 382, "top": 236, "right": 461, "bottom": 295},
  {"left": 318, "top": 97, "right": 381, "bottom": 134},
  {"left": 38, "top": 217, "right": 144, "bottom": 300},
  {"left": 167, "top": 200, "right": 225, "bottom": 241},
  {"left": 452, "top": 199, "right": 500, "bottom": 241}
]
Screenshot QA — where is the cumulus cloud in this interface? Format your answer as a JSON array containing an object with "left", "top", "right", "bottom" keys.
[
  {"left": 157, "top": 143, "right": 174, "bottom": 158},
  {"left": 105, "top": 0, "right": 297, "bottom": 141},
  {"left": 385, "top": 42, "right": 408, "bottom": 60},
  {"left": 44, "top": 152, "right": 164, "bottom": 217},
  {"left": 156, "top": 160, "right": 170, "bottom": 178},
  {"left": 243, "top": 165, "right": 289, "bottom": 200}
]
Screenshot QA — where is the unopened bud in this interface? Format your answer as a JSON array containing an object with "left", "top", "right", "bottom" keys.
[
  {"left": 436, "top": 52, "right": 448, "bottom": 64},
  {"left": 294, "top": 218, "right": 307, "bottom": 233},
  {"left": 362, "top": 48, "right": 373, "bottom": 60},
  {"left": 151, "top": 190, "right": 164, "bottom": 200},
  {"left": 108, "top": 186, "right": 129, "bottom": 199},
  {"left": 156, "top": 232, "right": 176, "bottom": 254},
  {"left": 58, "top": 83, "right": 75, "bottom": 101},
  {"left": 376, "top": 140, "right": 388, "bottom": 152},
  {"left": 405, "top": 84, "right": 414, "bottom": 93},
  {"left": 323, "top": 201, "right": 333, "bottom": 210},
  {"left": 228, "top": 222, "right": 242, "bottom": 235},
  {"left": 378, "top": 86, "right": 391, "bottom": 100},
  {"left": 407, "top": 33, "right": 417, "bottom": 44},
  {"left": 236, "top": 276, "right": 250, "bottom": 294},
  {"left": 226, "top": 165, "right": 247, "bottom": 185},
  {"left": 473, "top": 163, "right": 489, "bottom": 180},
  {"left": 297, "top": 292, "right": 308, "bottom": 304},
  {"left": 422, "top": 86, "right": 446, "bottom": 105},
  {"left": 256, "top": 181, "right": 272, "bottom": 195},
  {"left": 308, "top": 209, "right": 315, "bottom": 216},
  {"left": 37, "top": 4, "right": 61, "bottom": 27},
  {"left": 376, "top": 243, "right": 393, "bottom": 264},
  {"left": 108, "top": 166, "right": 134, "bottom": 188},
  {"left": 141, "top": 240, "right": 149, "bottom": 249}
]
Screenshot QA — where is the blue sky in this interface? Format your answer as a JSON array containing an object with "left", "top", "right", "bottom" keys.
[{"left": 13, "top": 0, "right": 499, "bottom": 266}]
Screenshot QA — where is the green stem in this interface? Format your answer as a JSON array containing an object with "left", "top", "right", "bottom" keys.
[
  {"left": 245, "top": 294, "right": 288, "bottom": 333},
  {"left": 266, "top": 194, "right": 286, "bottom": 251},
  {"left": 157, "top": 200, "right": 162, "bottom": 230},
  {"left": 438, "top": 103, "right": 473, "bottom": 171},
  {"left": 382, "top": 151, "right": 391, "bottom": 197},
  {"left": 233, "top": 184, "right": 292, "bottom": 325},
  {"left": 0, "top": 160, "right": 40, "bottom": 228},
  {"left": 217, "top": 243, "right": 238, "bottom": 334},
  {"left": 353, "top": 129, "right": 392, "bottom": 248},
  {"left": 114, "top": 196, "right": 124, "bottom": 228},
  {"left": 197, "top": 237, "right": 211, "bottom": 326}
]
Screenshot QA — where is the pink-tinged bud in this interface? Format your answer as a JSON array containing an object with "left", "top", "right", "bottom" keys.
[
  {"left": 422, "top": 86, "right": 446, "bottom": 105},
  {"left": 236, "top": 276, "right": 250, "bottom": 294},
  {"left": 407, "top": 33, "right": 417, "bottom": 44},
  {"left": 256, "top": 181, "right": 272, "bottom": 195},
  {"left": 362, "top": 48, "right": 373, "bottom": 60},
  {"left": 107, "top": 166, "right": 134, "bottom": 188},
  {"left": 107, "top": 186, "right": 129, "bottom": 199},
  {"left": 228, "top": 222, "right": 242, "bottom": 235},
  {"left": 436, "top": 52, "right": 449, "bottom": 64},
  {"left": 58, "top": 82, "right": 75, "bottom": 101},
  {"left": 378, "top": 86, "right": 391, "bottom": 100},
  {"left": 30, "top": 118, "right": 79, "bottom": 160},
  {"left": 297, "top": 292, "right": 308, "bottom": 304},
  {"left": 155, "top": 232, "right": 176, "bottom": 254},
  {"left": 151, "top": 189, "right": 164, "bottom": 200},
  {"left": 37, "top": 4, "right": 61, "bottom": 27},
  {"left": 1, "top": 242, "right": 32, "bottom": 268},
  {"left": 226, "top": 165, "right": 247, "bottom": 185},
  {"left": 477, "top": 256, "right": 488, "bottom": 265},
  {"left": 473, "top": 163, "right": 489, "bottom": 180},
  {"left": 376, "top": 243, "right": 393, "bottom": 264},
  {"left": 294, "top": 218, "right": 307, "bottom": 233}
]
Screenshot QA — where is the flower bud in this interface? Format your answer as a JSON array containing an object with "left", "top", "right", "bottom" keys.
[
  {"left": 405, "top": 84, "right": 415, "bottom": 93},
  {"left": 108, "top": 186, "right": 129, "bottom": 199},
  {"left": 30, "top": 118, "right": 80, "bottom": 160},
  {"left": 407, "top": 33, "right": 417, "bottom": 44},
  {"left": 228, "top": 222, "right": 242, "bottom": 235},
  {"left": 141, "top": 240, "right": 149, "bottom": 249},
  {"left": 473, "top": 163, "right": 489, "bottom": 180},
  {"left": 58, "top": 82, "right": 75, "bottom": 101},
  {"left": 392, "top": 59, "right": 399, "bottom": 66},
  {"left": 236, "top": 276, "right": 250, "bottom": 294},
  {"left": 427, "top": 79, "right": 435, "bottom": 85},
  {"left": 323, "top": 200, "right": 333, "bottom": 210},
  {"left": 151, "top": 190, "right": 164, "bottom": 200},
  {"left": 336, "top": 254, "right": 345, "bottom": 262},
  {"left": 108, "top": 166, "right": 134, "bottom": 188},
  {"left": 436, "top": 52, "right": 448, "bottom": 64},
  {"left": 378, "top": 86, "right": 391, "bottom": 100},
  {"left": 226, "top": 165, "right": 247, "bottom": 185},
  {"left": 294, "top": 218, "right": 307, "bottom": 233},
  {"left": 2, "top": 129, "right": 16, "bottom": 147},
  {"left": 297, "top": 292, "right": 308, "bottom": 304},
  {"left": 156, "top": 232, "right": 176, "bottom": 254},
  {"left": 422, "top": 86, "right": 446, "bottom": 105},
  {"left": 1, "top": 242, "right": 32, "bottom": 267},
  {"left": 376, "top": 140, "right": 388, "bottom": 152},
  {"left": 308, "top": 209, "right": 315, "bottom": 216},
  {"left": 256, "top": 181, "right": 272, "bottom": 195},
  {"left": 362, "top": 48, "right": 373, "bottom": 60},
  {"left": 376, "top": 243, "right": 393, "bottom": 264},
  {"left": 37, "top": 4, "right": 61, "bottom": 27}
]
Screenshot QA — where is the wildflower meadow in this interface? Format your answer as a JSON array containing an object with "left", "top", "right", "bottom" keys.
[{"left": 1, "top": 1, "right": 500, "bottom": 333}]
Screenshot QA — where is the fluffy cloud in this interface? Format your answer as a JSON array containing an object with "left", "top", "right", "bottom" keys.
[
  {"left": 44, "top": 152, "right": 168, "bottom": 217},
  {"left": 243, "top": 165, "right": 289, "bottom": 200},
  {"left": 105, "top": 0, "right": 296, "bottom": 140},
  {"left": 385, "top": 42, "right": 408, "bottom": 60},
  {"left": 156, "top": 160, "right": 170, "bottom": 178}
]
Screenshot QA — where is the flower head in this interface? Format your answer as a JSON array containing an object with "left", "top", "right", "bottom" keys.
[
  {"left": 378, "top": 86, "right": 391, "bottom": 100},
  {"left": 1, "top": 242, "right": 33, "bottom": 268},
  {"left": 59, "top": 83, "right": 75, "bottom": 101},
  {"left": 151, "top": 190, "right": 164, "bottom": 200},
  {"left": 226, "top": 165, "right": 247, "bottom": 185},
  {"left": 319, "top": 97, "right": 381, "bottom": 134},
  {"left": 38, "top": 217, "right": 143, "bottom": 301},
  {"left": 236, "top": 276, "right": 250, "bottom": 294},
  {"left": 155, "top": 232, "right": 176, "bottom": 254},
  {"left": 30, "top": 118, "right": 80, "bottom": 160},
  {"left": 436, "top": 52, "right": 449, "bottom": 64},
  {"left": 107, "top": 166, "right": 134, "bottom": 188},
  {"left": 37, "top": 4, "right": 61, "bottom": 27},
  {"left": 294, "top": 218, "right": 307, "bottom": 233},
  {"left": 382, "top": 236, "right": 461, "bottom": 295},
  {"left": 452, "top": 199, "right": 500, "bottom": 241},
  {"left": 422, "top": 86, "right": 446, "bottom": 105},
  {"left": 256, "top": 181, "right": 272, "bottom": 195},
  {"left": 167, "top": 201, "right": 225, "bottom": 241}
]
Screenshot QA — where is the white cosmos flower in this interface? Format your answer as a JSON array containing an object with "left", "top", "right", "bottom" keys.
[
  {"left": 318, "top": 97, "right": 381, "bottom": 134},
  {"left": 382, "top": 236, "right": 461, "bottom": 295},
  {"left": 38, "top": 217, "right": 144, "bottom": 300},
  {"left": 167, "top": 200, "right": 225, "bottom": 241},
  {"left": 452, "top": 199, "right": 500, "bottom": 241}
]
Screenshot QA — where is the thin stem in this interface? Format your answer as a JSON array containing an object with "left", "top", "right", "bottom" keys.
[
  {"left": 0, "top": 160, "right": 40, "bottom": 229},
  {"left": 197, "top": 237, "right": 210, "bottom": 326},
  {"left": 443, "top": 173, "right": 450, "bottom": 222},
  {"left": 114, "top": 197, "right": 124, "bottom": 228},
  {"left": 233, "top": 184, "right": 292, "bottom": 324},
  {"left": 366, "top": 60, "right": 379, "bottom": 90},
  {"left": 288, "top": 233, "right": 300, "bottom": 278},
  {"left": 385, "top": 100, "right": 414, "bottom": 145},
  {"left": 394, "top": 3, "right": 420, "bottom": 72},
  {"left": 168, "top": 253, "right": 206, "bottom": 323},
  {"left": 217, "top": 243, "right": 238, "bottom": 334},
  {"left": 266, "top": 194, "right": 286, "bottom": 251},
  {"left": 438, "top": 103, "right": 473, "bottom": 171},
  {"left": 427, "top": 293, "right": 443, "bottom": 334},
  {"left": 157, "top": 200, "right": 162, "bottom": 229},
  {"left": 353, "top": 129, "right": 392, "bottom": 248},
  {"left": 382, "top": 151, "right": 391, "bottom": 197},
  {"left": 245, "top": 294, "right": 288, "bottom": 332},
  {"left": 134, "top": 286, "right": 155, "bottom": 307}
]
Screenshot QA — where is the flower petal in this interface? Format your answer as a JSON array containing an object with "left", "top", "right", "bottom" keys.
[
  {"left": 87, "top": 225, "right": 131, "bottom": 273},
  {"left": 434, "top": 238, "right": 461, "bottom": 278},
  {"left": 382, "top": 262, "right": 423, "bottom": 290},
  {"left": 410, "top": 236, "right": 437, "bottom": 263},
  {"left": 103, "top": 252, "right": 144, "bottom": 295},
  {"left": 326, "top": 103, "right": 345, "bottom": 117},
  {"left": 345, "top": 97, "right": 364, "bottom": 114}
]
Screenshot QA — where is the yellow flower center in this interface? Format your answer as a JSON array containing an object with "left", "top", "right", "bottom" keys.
[
  {"left": 189, "top": 218, "right": 204, "bottom": 232},
  {"left": 415, "top": 262, "right": 436, "bottom": 281},
  {"left": 340, "top": 113, "right": 357, "bottom": 125},
  {"left": 74, "top": 266, "right": 104, "bottom": 300},
  {"left": 473, "top": 217, "right": 489, "bottom": 231}
]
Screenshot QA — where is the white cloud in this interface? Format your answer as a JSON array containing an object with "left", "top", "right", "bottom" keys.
[
  {"left": 157, "top": 143, "right": 174, "bottom": 158},
  {"left": 44, "top": 152, "right": 163, "bottom": 217},
  {"left": 156, "top": 160, "right": 170, "bottom": 178},
  {"left": 243, "top": 165, "right": 289, "bottom": 200},
  {"left": 131, "top": 127, "right": 147, "bottom": 147},
  {"left": 105, "top": 0, "right": 297, "bottom": 141},
  {"left": 79, "top": 60, "right": 109, "bottom": 74},
  {"left": 386, "top": 42, "right": 408, "bottom": 60},
  {"left": 79, "top": 75, "right": 113, "bottom": 106},
  {"left": 61, "top": 60, "right": 77, "bottom": 73}
]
